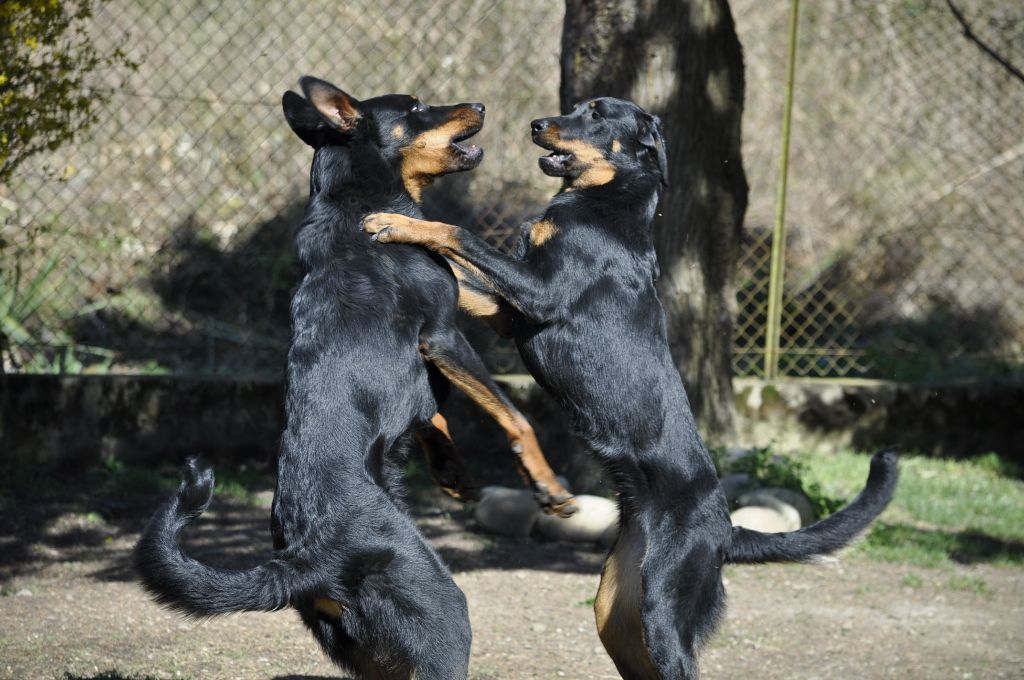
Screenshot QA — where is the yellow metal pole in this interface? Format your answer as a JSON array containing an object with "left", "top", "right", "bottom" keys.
[{"left": 764, "top": 0, "right": 800, "bottom": 380}]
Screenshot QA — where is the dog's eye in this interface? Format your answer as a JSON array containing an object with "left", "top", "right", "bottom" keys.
[{"left": 591, "top": 111, "right": 601, "bottom": 120}]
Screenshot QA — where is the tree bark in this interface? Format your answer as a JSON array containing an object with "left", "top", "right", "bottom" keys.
[{"left": 561, "top": 0, "right": 748, "bottom": 442}]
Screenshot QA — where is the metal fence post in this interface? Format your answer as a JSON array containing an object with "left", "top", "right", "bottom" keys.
[{"left": 764, "top": 0, "right": 800, "bottom": 381}]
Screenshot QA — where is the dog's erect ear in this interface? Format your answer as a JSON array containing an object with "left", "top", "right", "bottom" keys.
[
  {"left": 300, "top": 76, "right": 362, "bottom": 134},
  {"left": 282, "top": 91, "right": 332, "bottom": 147},
  {"left": 637, "top": 114, "right": 668, "bottom": 186}
]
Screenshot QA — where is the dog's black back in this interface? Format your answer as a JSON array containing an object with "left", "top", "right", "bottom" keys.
[
  {"left": 134, "top": 79, "right": 495, "bottom": 680},
  {"left": 363, "top": 96, "right": 898, "bottom": 679},
  {"left": 522, "top": 98, "right": 897, "bottom": 678},
  {"left": 275, "top": 90, "right": 464, "bottom": 554}
]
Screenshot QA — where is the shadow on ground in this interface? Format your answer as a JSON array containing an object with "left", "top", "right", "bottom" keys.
[
  {"left": 0, "top": 461, "right": 606, "bottom": 590},
  {"left": 59, "top": 673, "right": 351, "bottom": 680},
  {"left": 5, "top": 459, "right": 1023, "bottom": 594}
]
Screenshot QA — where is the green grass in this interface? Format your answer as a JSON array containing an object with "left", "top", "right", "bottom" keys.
[
  {"left": 794, "top": 449, "right": 1024, "bottom": 568},
  {"left": 714, "top": 446, "right": 846, "bottom": 516}
]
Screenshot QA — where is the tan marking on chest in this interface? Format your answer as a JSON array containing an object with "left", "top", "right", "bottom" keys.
[
  {"left": 529, "top": 219, "right": 559, "bottom": 247},
  {"left": 314, "top": 597, "right": 345, "bottom": 618},
  {"left": 594, "top": 522, "right": 659, "bottom": 678}
]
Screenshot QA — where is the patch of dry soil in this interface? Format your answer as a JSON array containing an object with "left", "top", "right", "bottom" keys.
[{"left": 1, "top": 498, "right": 1020, "bottom": 679}]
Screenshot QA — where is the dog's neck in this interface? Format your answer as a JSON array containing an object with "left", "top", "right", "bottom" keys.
[
  {"left": 308, "top": 143, "right": 410, "bottom": 211},
  {"left": 546, "top": 180, "right": 662, "bottom": 277},
  {"left": 296, "top": 144, "right": 418, "bottom": 266}
]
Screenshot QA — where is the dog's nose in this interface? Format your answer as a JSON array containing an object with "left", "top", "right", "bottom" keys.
[
  {"left": 531, "top": 119, "right": 549, "bottom": 133},
  {"left": 468, "top": 103, "right": 485, "bottom": 114}
]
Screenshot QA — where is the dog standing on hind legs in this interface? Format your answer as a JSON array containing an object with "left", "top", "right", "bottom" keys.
[
  {"left": 134, "top": 76, "right": 575, "bottom": 680},
  {"left": 364, "top": 97, "right": 900, "bottom": 679}
]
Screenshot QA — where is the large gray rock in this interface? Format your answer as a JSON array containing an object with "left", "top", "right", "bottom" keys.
[
  {"left": 730, "top": 505, "right": 800, "bottom": 533},
  {"left": 474, "top": 486, "right": 540, "bottom": 538},
  {"left": 739, "top": 487, "right": 817, "bottom": 527},
  {"left": 535, "top": 494, "right": 619, "bottom": 544}
]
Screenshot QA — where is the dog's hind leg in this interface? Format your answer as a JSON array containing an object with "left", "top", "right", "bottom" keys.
[
  {"left": 416, "top": 413, "right": 481, "bottom": 502},
  {"left": 418, "top": 327, "right": 576, "bottom": 517}
]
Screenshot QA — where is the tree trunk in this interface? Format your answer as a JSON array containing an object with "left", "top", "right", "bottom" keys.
[{"left": 561, "top": 0, "right": 748, "bottom": 442}]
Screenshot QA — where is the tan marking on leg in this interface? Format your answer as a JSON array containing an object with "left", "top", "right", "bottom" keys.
[
  {"left": 448, "top": 264, "right": 501, "bottom": 317},
  {"left": 363, "top": 213, "right": 461, "bottom": 250},
  {"left": 458, "top": 286, "right": 501, "bottom": 317},
  {"left": 595, "top": 523, "right": 659, "bottom": 679},
  {"left": 429, "top": 412, "right": 450, "bottom": 437},
  {"left": 416, "top": 415, "right": 477, "bottom": 502},
  {"left": 363, "top": 215, "right": 496, "bottom": 297},
  {"left": 429, "top": 355, "right": 574, "bottom": 516},
  {"left": 314, "top": 597, "right": 344, "bottom": 618},
  {"left": 529, "top": 219, "right": 559, "bottom": 247}
]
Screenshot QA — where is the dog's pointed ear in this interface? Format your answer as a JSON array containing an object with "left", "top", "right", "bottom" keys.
[
  {"left": 637, "top": 114, "right": 668, "bottom": 186},
  {"left": 300, "top": 76, "right": 362, "bottom": 134},
  {"left": 282, "top": 91, "right": 332, "bottom": 147}
]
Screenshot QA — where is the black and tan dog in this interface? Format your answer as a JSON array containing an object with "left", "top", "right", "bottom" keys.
[
  {"left": 134, "top": 77, "right": 575, "bottom": 680},
  {"left": 364, "top": 97, "right": 899, "bottom": 679}
]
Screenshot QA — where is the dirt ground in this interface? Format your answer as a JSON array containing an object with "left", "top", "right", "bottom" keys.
[{"left": 1, "top": 489, "right": 1021, "bottom": 680}]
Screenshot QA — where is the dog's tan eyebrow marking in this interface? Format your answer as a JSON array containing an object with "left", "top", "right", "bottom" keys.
[
  {"left": 392, "top": 125, "right": 405, "bottom": 139},
  {"left": 611, "top": 139, "right": 621, "bottom": 153},
  {"left": 589, "top": 101, "right": 598, "bottom": 108}
]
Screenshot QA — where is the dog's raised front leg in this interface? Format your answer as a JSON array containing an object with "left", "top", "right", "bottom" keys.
[{"left": 363, "top": 213, "right": 555, "bottom": 324}]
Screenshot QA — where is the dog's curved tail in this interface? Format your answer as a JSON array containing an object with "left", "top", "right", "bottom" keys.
[
  {"left": 725, "top": 449, "right": 899, "bottom": 564},
  {"left": 134, "top": 459, "right": 310, "bottom": 617}
]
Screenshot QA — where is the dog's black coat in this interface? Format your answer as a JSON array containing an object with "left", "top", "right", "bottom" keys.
[
  {"left": 133, "top": 78, "right": 525, "bottom": 680},
  {"left": 365, "top": 97, "right": 899, "bottom": 679}
]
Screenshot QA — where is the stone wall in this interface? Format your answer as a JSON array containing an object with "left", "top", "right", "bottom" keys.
[
  {"left": 3, "top": 375, "right": 1020, "bottom": 484},
  {"left": 735, "top": 378, "right": 1024, "bottom": 461}
]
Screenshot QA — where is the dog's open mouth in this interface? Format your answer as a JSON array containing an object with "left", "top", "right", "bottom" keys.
[
  {"left": 538, "top": 151, "right": 574, "bottom": 177},
  {"left": 534, "top": 134, "right": 574, "bottom": 177},
  {"left": 450, "top": 124, "right": 483, "bottom": 167}
]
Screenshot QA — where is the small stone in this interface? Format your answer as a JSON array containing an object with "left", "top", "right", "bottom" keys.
[
  {"left": 474, "top": 486, "right": 540, "bottom": 537},
  {"left": 15, "top": 589, "right": 32, "bottom": 597},
  {"left": 735, "top": 490, "right": 803, "bottom": 531},
  {"left": 531, "top": 622, "right": 547, "bottom": 633},
  {"left": 740, "top": 487, "right": 816, "bottom": 526},
  {"left": 730, "top": 506, "right": 795, "bottom": 533}
]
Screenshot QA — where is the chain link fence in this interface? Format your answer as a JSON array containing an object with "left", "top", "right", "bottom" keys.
[
  {"left": 3, "top": 0, "right": 1022, "bottom": 381},
  {"left": 733, "top": 0, "right": 1024, "bottom": 380},
  {"left": 2, "top": 0, "right": 563, "bottom": 375}
]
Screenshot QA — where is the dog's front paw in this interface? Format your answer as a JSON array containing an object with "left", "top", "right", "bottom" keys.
[
  {"left": 533, "top": 480, "right": 578, "bottom": 518},
  {"left": 362, "top": 213, "right": 398, "bottom": 242}
]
